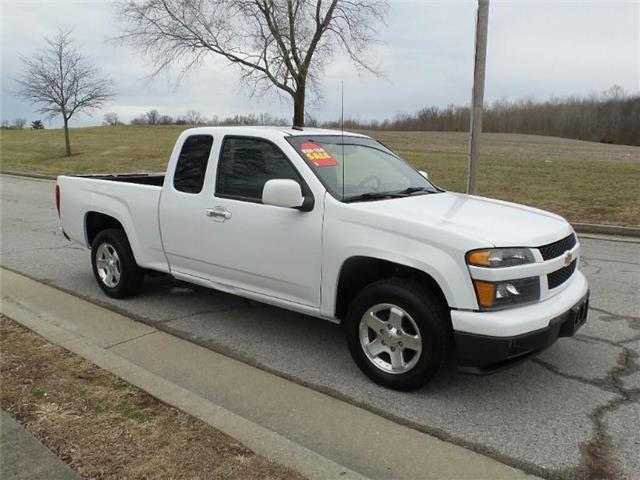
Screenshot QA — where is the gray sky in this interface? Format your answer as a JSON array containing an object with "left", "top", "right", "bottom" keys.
[{"left": 1, "top": 0, "right": 639, "bottom": 127}]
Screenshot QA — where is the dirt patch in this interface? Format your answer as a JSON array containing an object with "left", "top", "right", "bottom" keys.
[
  {"left": 358, "top": 131, "right": 640, "bottom": 163},
  {"left": 0, "top": 315, "right": 304, "bottom": 480}
]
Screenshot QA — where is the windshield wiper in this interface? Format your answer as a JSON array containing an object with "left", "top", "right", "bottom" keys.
[
  {"left": 395, "top": 186, "right": 432, "bottom": 195},
  {"left": 343, "top": 191, "right": 407, "bottom": 203}
]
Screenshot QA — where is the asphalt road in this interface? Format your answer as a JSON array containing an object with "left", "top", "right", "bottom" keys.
[{"left": 1, "top": 174, "right": 639, "bottom": 479}]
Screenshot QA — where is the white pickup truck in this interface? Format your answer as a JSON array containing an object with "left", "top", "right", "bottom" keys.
[{"left": 57, "top": 126, "right": 589, "bottom": 390}]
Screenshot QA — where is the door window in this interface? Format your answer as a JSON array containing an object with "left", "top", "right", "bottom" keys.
[
  {"left": 173, "top": 135, "right": 214, "bottom": 194},
  {"left": 216, "top": 137, "right": 302, "bottom": 202}
]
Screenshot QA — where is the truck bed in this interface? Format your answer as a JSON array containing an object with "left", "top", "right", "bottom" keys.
[
  {"left": 58, "top": 173, "right": 168, "bottom": 273},
  {"left": 78, "top": 173, "right": 165, "bottom": 187}
]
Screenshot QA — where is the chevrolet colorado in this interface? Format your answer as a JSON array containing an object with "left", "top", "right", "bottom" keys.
[{"left": 57, "top": 127, "right": 589, "bottom": 390}]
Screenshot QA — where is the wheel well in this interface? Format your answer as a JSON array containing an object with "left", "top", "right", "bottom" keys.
[
  {"left": 335, "top": 256, "right": 449, "bottom": 320},
  {"left": 85, "top": 212, "right": 124, "bottom": 248}
]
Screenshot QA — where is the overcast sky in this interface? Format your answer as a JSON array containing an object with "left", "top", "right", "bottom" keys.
[{"left": 1, "top": 0, "right": 638, "bottom": 127}]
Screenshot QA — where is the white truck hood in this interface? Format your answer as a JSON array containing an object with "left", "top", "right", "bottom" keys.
[{"left": 352, "top": 191, "right": 573, "bottom": 248}]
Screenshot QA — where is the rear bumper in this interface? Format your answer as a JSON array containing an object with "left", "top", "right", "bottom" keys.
[{"left": 455, "top": 291, "right": 589, "bottom": 374}]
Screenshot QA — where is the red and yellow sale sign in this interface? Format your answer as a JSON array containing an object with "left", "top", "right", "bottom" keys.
[{"left": 300, "top": 143, "right": 338, "bottom": 167}]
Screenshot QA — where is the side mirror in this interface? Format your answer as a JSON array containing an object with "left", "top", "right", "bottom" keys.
[
  {"left": 419, "top": 170, "right": 429, "bottom": 180},
  {"left": 262, "top": 179, "right": 304, "bottom": 209}
]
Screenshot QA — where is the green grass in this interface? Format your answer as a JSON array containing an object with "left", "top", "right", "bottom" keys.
[
  {"left": 0, "top": 126, "right": 182, "bottom": 175},
  {"left": 400, "top": 151, "right": 640, "bottom": 226},
  {"left": 1, "top": 126, "right": 638, "bottom": 226}
]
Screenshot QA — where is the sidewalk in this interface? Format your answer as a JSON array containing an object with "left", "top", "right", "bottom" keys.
[
  {"left": 1, "top": 410, "right": 80, "bottom": 480},
  {"left": 1, "top": 268, "right": 536, "bottom": 479}
]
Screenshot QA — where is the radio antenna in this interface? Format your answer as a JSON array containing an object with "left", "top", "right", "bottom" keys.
[{"left": 341, "top": 80, "right": 345, "bottom": 200}]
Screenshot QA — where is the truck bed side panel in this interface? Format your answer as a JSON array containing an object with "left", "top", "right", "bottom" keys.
[{"left": 58, "top": 176, "right": 169, "bottom": 273}]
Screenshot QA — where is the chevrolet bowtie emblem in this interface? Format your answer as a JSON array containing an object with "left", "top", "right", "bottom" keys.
[{"left": 564, "top": 252, "right": 573, "bottom": 267}]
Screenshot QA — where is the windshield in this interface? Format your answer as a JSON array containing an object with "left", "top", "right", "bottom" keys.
[{"left": 287, "top": 135, "right": 439, "bottom": 202}]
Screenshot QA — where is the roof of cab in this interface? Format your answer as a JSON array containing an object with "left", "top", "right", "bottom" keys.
[{"left": 179, "top": 125, "right": 369, "bottom": 139}]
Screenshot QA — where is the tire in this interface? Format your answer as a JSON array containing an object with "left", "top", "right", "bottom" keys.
[
  {"left": 345, "top": 278, "right": 451, "bottom": 391},
  {"left": 91, "top": 228, "right": 144, "bottom": 298}
]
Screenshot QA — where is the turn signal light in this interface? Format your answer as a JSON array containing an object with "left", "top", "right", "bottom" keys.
[
  {"left": 473, "top": 281, "right": 496, "bottom": 308},
  {"left": 472, "top": 277, "right": 540, "bottom": 310}
]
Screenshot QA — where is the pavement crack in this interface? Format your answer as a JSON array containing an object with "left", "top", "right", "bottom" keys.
[
  {"left": 575, "top": 333, "right": 627, "bottom": 348},
  {"left": 575, "top": 347, "right": 640, "bottom": 479},
  {"left": 589, "top": 306, "right": 640, "bottom": 333},
  {"left": 580, "top": 256, "right": 640, "bottom": 267},
  {"left": 532, "top": 358, "right": 616, "bottom": 393},
  {"left": 589, "top": 305, "right": 639, "bottom": 321},
  {"left": 619, "top": 335, "right": 640, "bottom": 345},
  {"left": 2, "top": 243, "right": 79, "bottom": 255},
  {"left": 104, "top": 330, "right": 158, "bottom": 349}
]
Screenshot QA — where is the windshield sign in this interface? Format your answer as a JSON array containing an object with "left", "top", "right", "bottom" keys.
[{"left": 287, "top": 135, "right": 439, "bottom": 202}]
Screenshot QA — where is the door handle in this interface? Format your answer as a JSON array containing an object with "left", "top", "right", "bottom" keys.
[{"left": 206, "top": 207, "right": 232, "bottom": 221}]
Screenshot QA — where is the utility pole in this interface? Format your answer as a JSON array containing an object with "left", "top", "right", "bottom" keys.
[{"left": 466, "top": 0, "right": 490, "bottom": 195}]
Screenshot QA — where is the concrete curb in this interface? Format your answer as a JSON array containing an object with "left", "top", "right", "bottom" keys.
[
  {"left": 2, "top": 172, "right": 638, "bottom": 238},
  {"left": 1, "top": 171, "right": 57, "bottom": 181},
  {"left": 573, "top": 222, "right": 640, "bottom": 238},
  {"left": 2, "top": 295, "right": 367, "bottom": 480}
]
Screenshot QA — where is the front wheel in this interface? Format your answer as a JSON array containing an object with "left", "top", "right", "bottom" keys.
[
  {"left": 91, "top": 228, "right": 144, "bottom": 298},
  {"left": 345, "top": 278, "right": 451, "bottom": 391}
]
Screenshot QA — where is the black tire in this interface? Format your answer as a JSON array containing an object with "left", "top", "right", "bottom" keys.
[
  {"left": 345, "top": 278, "right": 451, "bottom": 391},
  {"left": 91, "top": 228, "right": 144, "bottom": 298}
]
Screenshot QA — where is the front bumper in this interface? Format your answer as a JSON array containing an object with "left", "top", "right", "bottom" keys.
[
  {"left": 455, "top": 291, "right": 589, "bottom": 374},
  {"left": 451, "top": 270, "right": 589, "bottom": 337}
]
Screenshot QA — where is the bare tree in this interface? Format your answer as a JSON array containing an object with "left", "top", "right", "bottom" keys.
[
  {"left": 118, "top": 0, "right": 387, "bottom": 127},
  {"left": 12, "top": 118, "right": 27, "bottom": 129},
  {"left": 184, "top": 109, "right": 205, "bottom": 125},
  {"left": 159, "top": 114, "right": 175, "bottom": 125},
  {"left": 145, "top": 109, "right": 160, "bottom": 125},
  {"left": 130, "top": 114, "right": 147, "bottom": 125},
  {"left": 16, "top": 29, "right": 114, "bottom": 156},
  {"left": 103, "top": 112, "right": 122, "bottom": 126}
]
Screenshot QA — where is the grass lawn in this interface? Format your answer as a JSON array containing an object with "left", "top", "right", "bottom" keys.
[
  {"left": 0, "top": 315, "right": 304, "bottom": 479},
  {"left": 1, "top": 125, "right": 638, "bottom": 226}
]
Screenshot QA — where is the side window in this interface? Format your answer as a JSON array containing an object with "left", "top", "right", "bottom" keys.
[
  {"left": 173, "top": 135, "right": 214, "bottom": 194},
  {"left": 217, "top": 137, "right": 301, "bottom": 201}
]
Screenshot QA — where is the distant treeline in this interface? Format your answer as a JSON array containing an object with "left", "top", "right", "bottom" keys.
[
  {"left": 104, "top": 110, "right": 289, "bottom": 128},
  {"left": 100, "top": 85, "right": 639, "bottom": 146},
  {"left": 322, "top": 86, "right": 640, "bottom": 146}
]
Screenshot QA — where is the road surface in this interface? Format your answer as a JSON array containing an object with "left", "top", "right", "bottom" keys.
[{"left": 1, "top": 174, "right": 638, "bottom": 479}]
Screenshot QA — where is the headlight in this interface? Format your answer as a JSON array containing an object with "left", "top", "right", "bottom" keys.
[
  {"left": 466, "top": 248, "right": 535, "bottom": 268},
  {"left": 473, "top": 277, "right": 540, "bottom": 310}
]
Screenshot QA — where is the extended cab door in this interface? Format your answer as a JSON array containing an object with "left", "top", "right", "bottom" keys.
[
  {"left": 158, "top": 133, "right": 219, "bottom": 278},
  {"left": 160, "top": 133, "right": 323, "bottom": 309}
]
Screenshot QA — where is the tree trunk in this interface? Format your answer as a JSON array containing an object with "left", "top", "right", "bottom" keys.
[
  {"left": 63, "top": 117, "right": 72, "bottom": 157},
  {"left": 293, "top": 88, "right": 306, "bottom": 127}
]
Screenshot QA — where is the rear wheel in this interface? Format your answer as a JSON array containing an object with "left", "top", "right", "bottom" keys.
[
  {"left": 91, "top": 228, "right": 143, "bottom": 298},
  {"left": 345, "top": 278, "right": 451, "bottom": 391}
]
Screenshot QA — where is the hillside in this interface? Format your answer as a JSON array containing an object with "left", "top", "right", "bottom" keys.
[{"left": 0, "top": 126, "right": 638, "bottom": 226}]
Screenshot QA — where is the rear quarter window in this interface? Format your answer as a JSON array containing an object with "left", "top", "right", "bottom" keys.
[{"left": 173, "top": 135, "right": 214, "bottom": 194}]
